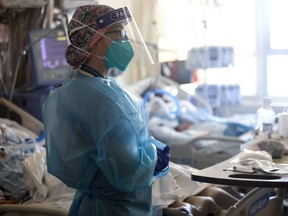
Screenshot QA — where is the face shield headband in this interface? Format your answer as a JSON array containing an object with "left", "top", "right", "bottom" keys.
[{"left": 69, "top": 7, "right": 154, "bottom": 71}]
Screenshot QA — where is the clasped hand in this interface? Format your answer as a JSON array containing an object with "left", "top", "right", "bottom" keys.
[{"left": 154, "top": 145, "right": 170, "bottom": 175}]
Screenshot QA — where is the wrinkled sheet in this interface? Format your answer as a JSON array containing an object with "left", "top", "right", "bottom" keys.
[
  {"left": 152, "top": 162, "right": 209, "bottom": 216},
  {"left": 22, "top": 152, "right": 75, "bottom": 210},
  {"left": 0, "top": 118, "right": 41, "bottom": 201}
]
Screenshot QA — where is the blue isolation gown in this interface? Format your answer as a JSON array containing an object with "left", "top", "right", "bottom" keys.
[{"left": 43, "top": 73, "right": 169, "bottom": 216}]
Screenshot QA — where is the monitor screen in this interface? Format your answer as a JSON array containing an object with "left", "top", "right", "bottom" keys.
[{"left": 28, "top": 28, "right": 70, "bottom": 88}]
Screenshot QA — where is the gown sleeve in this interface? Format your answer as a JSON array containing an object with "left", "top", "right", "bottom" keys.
[{"left": 93, "top": 114, "right": 161, "bottom": 192}]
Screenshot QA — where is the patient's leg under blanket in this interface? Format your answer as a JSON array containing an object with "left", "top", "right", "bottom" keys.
[
  {"left": 163, "top": 186, "right": 241, "bottom": 216},
  {"left": 196, "top": 186, "right": 239, "bottom": 209}
]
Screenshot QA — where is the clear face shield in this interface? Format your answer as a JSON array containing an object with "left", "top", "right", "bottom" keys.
[{"left": 94, "top": 7, "right": 154, "bottom": 71}]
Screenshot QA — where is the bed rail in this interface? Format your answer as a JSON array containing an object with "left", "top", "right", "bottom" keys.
[{"left": 0, "top": 203, "right": 68, "bottom": 216}]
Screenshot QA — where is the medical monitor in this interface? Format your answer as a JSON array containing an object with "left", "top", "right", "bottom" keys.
[{"left": 28, "top": 28, "right": 70, "bottom": 88}]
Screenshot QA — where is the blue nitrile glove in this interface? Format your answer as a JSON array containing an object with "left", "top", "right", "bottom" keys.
[{"left": 154, "top": 145, "right": 170, "bottom": 175}]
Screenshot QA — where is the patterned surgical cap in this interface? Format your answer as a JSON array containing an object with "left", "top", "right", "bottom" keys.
[{"left": 65, "top": 5, "right": 114, "bottom": 68}]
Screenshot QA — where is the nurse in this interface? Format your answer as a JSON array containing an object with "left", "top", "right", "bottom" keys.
[{"left": 43, "top": 4, "right": 170, "bottom": 216}]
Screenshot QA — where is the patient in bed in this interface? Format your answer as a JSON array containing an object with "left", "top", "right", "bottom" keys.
[
  {"left": 163, "top": 186, "right": 241, "bottom": 216},
  {"left": 143, "top": 86, "right": 253, "bottom": 146},
  {"left": 152, "top": 162, "right": 242, "bottom": 216}
]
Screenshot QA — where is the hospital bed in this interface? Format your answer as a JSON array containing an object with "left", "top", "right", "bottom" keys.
[
  {"left": 0, "top": 204, "right": 68, "bottom": 216},
  {"left": 222, "top": 187, "right": 284, "bottom": 216},
  {"left": 136, "top": 75, "right": 254, "bottom": 169},
  {"left": 0, "top": 97, "right": 70, "bottom": 216},
  {"left": 0, "top": 97, "right": 283, "bottom": 216},
  {"left": 192, "top": 152, "right": 287, "bottom": 216}
]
